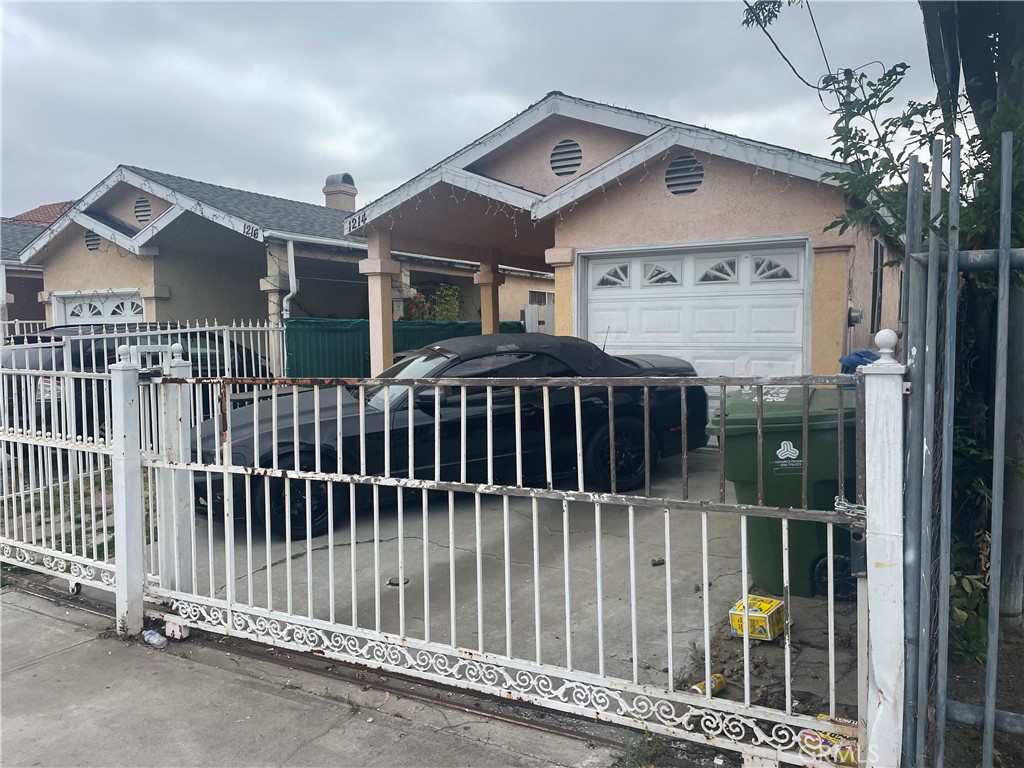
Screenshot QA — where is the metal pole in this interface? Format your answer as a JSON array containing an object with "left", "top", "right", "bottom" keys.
[
  {"left": 982, "top": 130, "right": 1015, "bottom": 766},
  {"left": 915, "top": 138, "right": 945, "bottom": 767},
  {"left": 902, "top": 155, "right": 927, "bottom": 766},
  {"left": 1002, "top": 273, "right": 1024, "bottom": 624},
  {"left": 934, "top": 136, "right": 962, "bottom": 767}
]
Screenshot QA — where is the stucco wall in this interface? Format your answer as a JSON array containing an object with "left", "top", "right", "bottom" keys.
[
  {"left": 498, "top": 274, "right": 555, "bottom": 322},
  {"left": 467, "top": 116, "right": 644, "bottom": 196},
  {"left": 154, "top": 243, "right": 267, "bottom": 323},
  {"left": 93, "top": 184, "right": 172, "bottom": 231},
  {"left": 40, "top": 226, "right": 157, "bottom": 323},
  {"left": 550, "top": 150, "right": 864, "bottom": 374}
]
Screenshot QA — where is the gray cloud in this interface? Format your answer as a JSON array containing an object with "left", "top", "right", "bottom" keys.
[{"left": 2, "top": 1, "right": 934, "bottom": 217}]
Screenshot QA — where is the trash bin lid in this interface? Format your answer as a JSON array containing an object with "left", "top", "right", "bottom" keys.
[{"left": 708, "top": 386, "right": 856, "bottom": 436}]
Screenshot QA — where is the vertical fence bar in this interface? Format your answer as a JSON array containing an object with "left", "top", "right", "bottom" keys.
[
  {"left": 157, "top": 346, "right": 193, "bottom": 592},
  {"left": 863, "top": 329, "right": 906, "bottom": 766},
  {"left": 902, "top": 155, "right": 927, "bottom": 765},
  {"left": 934, "top": 136, "right": 962, "bottom": 767},
  {"left": 111, "top": 346, "right": 143, "bottom": 636},
  {"left": 981, "top": 131, "right": 1014, "bottom": 766},
  {"left": 915, "top": 138, "right": 945, "bottom": 768}
]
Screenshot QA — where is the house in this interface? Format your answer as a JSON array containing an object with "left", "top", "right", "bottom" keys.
[
  {"left": 1, "top": 201, "right": 74, "bottom": 333},
  {"left": 344, "top": 91, "right": 901, "bottom": 375},
  {"left": 16, "top": 167, "right": 553, "bottom": 328}
]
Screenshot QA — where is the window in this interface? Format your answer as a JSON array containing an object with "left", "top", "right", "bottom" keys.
[
  {"left": 642, "top": 261, "right": 681, "bottom": 286},
  {"left": 595, "top": 264, "right": 630, "bottom": 288},
  {"left": 697, "top": 258, "right": 737, "bottom": 284},
  {"left": 528, "top": 291, "right": 555, "bottom": 306},
  {"left": 443, "top": 353, "right": 572, "bottom": 401},
  {"left": 871, "top": 240, "right": 885, "bottom": 333},
  {"left": 752, "top": 257, "right": 795, "bottom": 282}
]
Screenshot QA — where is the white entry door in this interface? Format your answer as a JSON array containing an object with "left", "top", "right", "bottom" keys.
[
  {"left": 55, "top": 291, "right": 145, "bottom": 325},
  {"left": 582, "top": 244, "right": 809, "bottom": 378}
]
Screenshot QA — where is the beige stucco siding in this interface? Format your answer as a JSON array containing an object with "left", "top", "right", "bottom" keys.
[
  {"left": 92, "top": 184, "right": 172, "bottom": 231},
  {"left": 154, "top": 244, "right": 267, "bottom": 322},
  {"left": 39, "top": 226, "right": 156, "bottom": 323},
  {"left": 554, "top": 152, "right": 852, "bottom": 249},
  {"left": 498, "top": 274, "right": 555, "bottom": 322},
  {"left": 467, "top": 116, "right": 645, "bottom": 196},
  {"left": 551, "top": 151, "right": 862, "bottom": 374}
]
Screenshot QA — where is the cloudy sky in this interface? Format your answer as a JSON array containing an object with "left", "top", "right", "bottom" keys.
[{"left": 1, "top": 1, "right": 934, "bottom": 218}]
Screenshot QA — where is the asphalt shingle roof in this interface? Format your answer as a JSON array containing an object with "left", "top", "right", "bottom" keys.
[
  {"left": 124, "top": 166, "right": 355, "bottom": 242},
  {"left": 1, "top": 220, "right": 45, "bottom": 264}
]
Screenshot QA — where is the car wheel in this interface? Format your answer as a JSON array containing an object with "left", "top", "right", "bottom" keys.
[
  {"left": 263, "top": 454, "right": 339, "bottom": 539},
  {"left": 584, "top": 415, "right": 659, "bottom": 492}
]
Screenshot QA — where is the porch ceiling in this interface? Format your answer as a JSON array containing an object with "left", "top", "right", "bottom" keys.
[{"left": 373, "top": 182, "right": 555, "bottom": 272}]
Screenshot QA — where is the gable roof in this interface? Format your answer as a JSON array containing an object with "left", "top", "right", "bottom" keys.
[
  {"left": 1, "top": 220, "right": 46, "bottom": 264},
  {"left": 348, "top": 91, "right": 848, "bottom": 231},
  {"left": 124, "top": 166, "right": 353, "bottom": 241},
  {"left": 21, "top": 166, "right": 360, "bottom": 265}
]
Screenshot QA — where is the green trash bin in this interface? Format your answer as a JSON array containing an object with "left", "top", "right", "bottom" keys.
[{"left": 707, "top": 387, "right": 857, "bottom": 598}]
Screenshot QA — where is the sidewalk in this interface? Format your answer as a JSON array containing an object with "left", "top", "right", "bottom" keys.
[{"left": 1, "top": 586, "right": 621, "bottom": 768}]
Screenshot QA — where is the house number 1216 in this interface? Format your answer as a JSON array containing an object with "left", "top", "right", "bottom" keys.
[{"left": 243, "top": 223, "right": 261, "bottom": 239}]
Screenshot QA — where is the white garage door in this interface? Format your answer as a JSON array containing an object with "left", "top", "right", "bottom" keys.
[
  {"left": 56, "top": 291, "right": 145, "bottom": 325},
  {"left": 582, "top": 245, "right": 808, "bottom": 379}
]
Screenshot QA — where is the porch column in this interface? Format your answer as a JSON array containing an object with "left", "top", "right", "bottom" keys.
[
  {"left": 545, "top": 247, "right": 575, "bottom": 336},
  {"left": 261, "top": 243, "right": 289, "bottom": 325},
  {"left": 474, "top": 259, "right": 505, "bottom": 334},
  {"left": 359, "top": 230, "right": 401, "bottom": 375}
]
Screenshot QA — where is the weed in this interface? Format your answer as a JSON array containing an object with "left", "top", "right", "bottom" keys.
[{"left": 616, "top": 731, "right": 669, "bottom": 768}]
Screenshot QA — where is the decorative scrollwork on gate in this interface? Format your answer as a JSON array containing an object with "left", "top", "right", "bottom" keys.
[
  {"left": 164, "top": 598, "right": 853, "bottom": 762},
  {"left": 1, "top": 541, "right": 115, "bottom": 588}
]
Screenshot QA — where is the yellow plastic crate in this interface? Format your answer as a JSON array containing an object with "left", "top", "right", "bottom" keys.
[{"left": 729, "top": 595, "right": 785, "bottom": 640}]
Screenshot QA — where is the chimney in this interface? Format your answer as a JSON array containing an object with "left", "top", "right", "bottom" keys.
[{"left": 323, "top": 173, "right": 358, "bottom": 212}]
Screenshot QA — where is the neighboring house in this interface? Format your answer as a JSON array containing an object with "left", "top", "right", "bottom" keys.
[
  {"left": 16, "top": 167, "right": 552, "bottom": 327},
  {"left": 345, "top": 91, "right": 902, "bottom": 374},
  {"left": 1, "top": 201, "right": 74, "bottom": 328}
]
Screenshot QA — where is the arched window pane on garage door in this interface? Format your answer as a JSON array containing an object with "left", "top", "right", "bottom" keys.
[
  {"left": 753, "top": 257, "right": 795, "bottom": 282},
  {"left": 111, "top": 299, "right": 144, "bottom": 318},
  {"left": 596, "top": 264, "right": 630, "bottom": 288},
  {"left": 69, "top": 302, "right": 103, "bottom": 319},
  {"left": 697, "top": 258, "right": 737, "bottom": 284}
]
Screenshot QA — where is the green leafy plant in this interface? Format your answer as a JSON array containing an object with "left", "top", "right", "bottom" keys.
[
  {"left": 616, "top": 730, "right": 669, "bottom": 768},
  {"left": 400, "top": 283, "right": 463, "bottom": 321}
]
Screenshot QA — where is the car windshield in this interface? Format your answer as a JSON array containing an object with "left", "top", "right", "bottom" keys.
[{"left": 363, "top": 348, "right": 452, "bottom": 411}]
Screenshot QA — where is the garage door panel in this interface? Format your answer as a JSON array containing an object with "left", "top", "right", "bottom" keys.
[{"left": 584, "top": 245, "right": 808, "bottom": 378}]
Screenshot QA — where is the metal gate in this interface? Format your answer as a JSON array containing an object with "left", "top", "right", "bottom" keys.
[
  {"left": 3, "top": 335, "right": 910, "bottom": 766},
  {"left": 902, "top": 132, "right": 1023, "bottom": 766}
]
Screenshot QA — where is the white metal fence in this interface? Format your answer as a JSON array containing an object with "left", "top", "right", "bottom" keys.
[
  {"left": 1, "top": 336, "right": 907, "bottom": 766},
  {"left": 0, "top": 319, "right": 48, "bottom": 344}
]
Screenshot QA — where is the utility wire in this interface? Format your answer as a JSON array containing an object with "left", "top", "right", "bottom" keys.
[
  {"left": 742, "top": 0, "right": 822, "bottom": 90},
  {"left": 806, "top": 0, "right": 832, "bottom": 75}
]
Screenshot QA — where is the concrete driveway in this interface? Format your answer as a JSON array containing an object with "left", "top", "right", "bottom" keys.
[{"left": 168, "top": 448, "right": 857, "bottom": 718}]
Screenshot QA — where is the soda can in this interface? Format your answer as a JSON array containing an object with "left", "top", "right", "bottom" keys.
[{"left": 690, "top": 673, "right": 726, "bottom": 696}]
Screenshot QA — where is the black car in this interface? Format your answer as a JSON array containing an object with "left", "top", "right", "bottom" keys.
[
  {"left": 0, "top": 323, "right": 268, "bottom": 439},
  {"left": 196, "top": 333, "right": 708, "bottom": 538}
]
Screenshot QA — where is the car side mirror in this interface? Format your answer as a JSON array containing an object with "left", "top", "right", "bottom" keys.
[{"left": 414, "top": 389, "right": 448, "bottom": 411}]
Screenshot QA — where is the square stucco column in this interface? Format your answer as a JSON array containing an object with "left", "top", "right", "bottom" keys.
[
  {"left": 359, "top": 231, "right": 401, "bottom": 375},
  {"left": 545, "top": 247, "right": 575, "bottom": 336},
  {"left": 473, "top": 262, "right": 505, "bottom": 334}
]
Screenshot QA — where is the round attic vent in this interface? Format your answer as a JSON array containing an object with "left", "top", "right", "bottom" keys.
[
  {"left": 84, "top": 230, "right": 101, "bottom": 251},
  {"left": 665, "top": 154, "right": 705, "bottom": 196},
  {"left": 550, "top": 139, "right": 583, "bottom": 177},
  {"left": 134, "top": 196, "right": 152, "bottom": 223}
]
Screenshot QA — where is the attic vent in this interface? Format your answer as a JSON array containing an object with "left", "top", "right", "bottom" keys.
[
  {"left": 134, "top": 196, "right": 152, "bottom": 223},
  {"left": 665, "top": 154, "right": 705, "bottom": 196},
  {"left": 550, "top": 139, "right": 583, "bottom": 177},
  {"left": 84, "top": 230, "right": 101, "bottom": 251}
]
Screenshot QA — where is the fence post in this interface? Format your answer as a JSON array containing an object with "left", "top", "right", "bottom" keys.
[
  {"left": 157, "top": 344, "right": 193, "bottom": 592},
  {"left": 110, "top": 344, "right": 144, "bottom": 637},
  {"left": 861, "top": 328, "right": 906, "bottom": 766}
]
